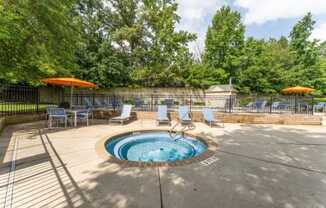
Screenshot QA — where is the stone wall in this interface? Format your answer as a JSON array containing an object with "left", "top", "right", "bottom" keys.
[
  {"left": 0, "top": 114, "right": 46, "bottom": 133},
  {"left": 93, "top": 109, "right": 322, "bottom": 125},
  {"left": 73, "top": 87, "right": 206, "bottom": 96}
]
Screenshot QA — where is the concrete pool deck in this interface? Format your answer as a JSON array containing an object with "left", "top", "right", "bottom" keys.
[{"left": 0, "top": 120, "right": 325, "bottom": 208}]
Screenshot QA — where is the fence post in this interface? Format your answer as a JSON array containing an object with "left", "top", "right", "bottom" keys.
[
  {"left": 36, "top": 88, "right": 40, "bottom": 113},
  {"left": 151, "top": 94, "right": 153, "bottom": 111},
  {"left": 189, "top": 95, "right": 192, "bottom": 112},
  {"left": 113, "top": 94, "right": 116, "bottom": 111},
  {"left": 229, "top": 95, "right": 232, "bottom": 113},
  {"left": 311, "top": 96, "right": 314, "bottom": 115},
  {"left": 269, "top": 96, "right": 273, "bottom": 114}
]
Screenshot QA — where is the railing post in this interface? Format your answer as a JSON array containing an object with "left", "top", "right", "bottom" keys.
[
  {"left": 311, "top": 96, "right": 314, "bottom": 115},
  {"left": 229, "top": 94, "right": 232, "bottom": 113},
  {"left": 36, "top": 88, "right": 40, "bottom": 113},
  {"left": 270, "top": 96, "right": 273, "bottom": 114},
  {"left": 189, "top": 95, "right": 192, "bottom": 112},
  {"left": 113, "top": 94, "right": 116, "bottom": 111},
  {"left": 151, "top": 94, "right": 153, "bottom": 111},
  {"left": 92, "top": 93, "right": 95, "bottom": 107}
]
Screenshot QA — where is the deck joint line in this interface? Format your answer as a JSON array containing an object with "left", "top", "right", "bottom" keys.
[
  {"left": 157, "top": 167, "right": 164, "bottom": 208},
  {"left": 4, "top": 135, "right": 19, "bottom": 208}
]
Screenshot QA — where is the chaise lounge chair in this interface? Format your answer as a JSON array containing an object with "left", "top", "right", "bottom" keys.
[
  {"left": 109, "top": 104, "right": 132, "bottom": 124},
  {"left": 202, "top": 108, "right": 224, "bottom": 127},
  {"left": 178, "top": 106, "right": 192, "bottom": 125},
  {"left": 156, "top": 105, "right": 170, "bottom": 125}
]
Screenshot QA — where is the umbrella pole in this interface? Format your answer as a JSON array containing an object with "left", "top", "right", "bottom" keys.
[
  {"left": 70, "top": 86, "right": 74, "bottom": 109},
  {"left": 294, "top": 94, "right": 297, "bottom": 114}
]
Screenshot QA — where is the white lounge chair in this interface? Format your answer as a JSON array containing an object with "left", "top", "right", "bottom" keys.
[
  {"left": 109, "top": 105, "right": 132, "bottom": 124},
  {"left": 156, "top": 105, "right": 170, "bottom": 125},
  {"left": 178, "top": 106, "right": 192, "bottom": 125},
  {"left": 202, "top": 108, "right": 223, "bottom": 127}
]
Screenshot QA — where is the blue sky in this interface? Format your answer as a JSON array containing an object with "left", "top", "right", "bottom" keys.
[{"left": 175, "top": 0, "right": 326, "bottom": 55}]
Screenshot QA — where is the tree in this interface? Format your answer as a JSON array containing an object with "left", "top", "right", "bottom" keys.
[
  {"left": 203, "top": 6, "right": 245, "bottom": 81},
  {"left": 0, "top": 0, "right": 79, "bottom": 84},
  {"left": 108, "top": 0, "right": 196, "bottom": 87},
  {"left": 287, "top": 13, "right": 321, "bottom": 87},
  {"left": 74, "top": 0, "right": 130, "bottom": 88},
  {"left": 237, "top": 37, "right": 295, "bottom": 94},
  {"left": 185, "top": 63, "right": 227, "bottom": 88}
]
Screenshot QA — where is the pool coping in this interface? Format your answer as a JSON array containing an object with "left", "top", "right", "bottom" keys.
[{"left": 95, "top": 128, "right": 218, "bottom": 168}]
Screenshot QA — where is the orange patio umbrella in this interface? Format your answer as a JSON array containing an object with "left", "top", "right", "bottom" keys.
[
  {"left": 42, "top": 77, "right": 96, "bottom": 108},
  {"left": 281, "top": 86, "right": 314, "bottom": 113},
  {"left": 281, "top": 86, "right": 314, "bottom": 94}
]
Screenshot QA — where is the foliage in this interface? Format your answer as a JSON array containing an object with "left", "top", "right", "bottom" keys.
[
  {"left": 185, "top": 64, "right": 227, "bottom": 88},
  {"left": 1, "top": 2, "right": 326, "bottom": 94},
  {"left": 0, "top": 0, "right": 79, "bottom": 84},
  {"left": 73, "top": 0, "right": 130, "bottom": 88},
  {"left": 203, "top": 6, "right": 245, "bottom": 81}
]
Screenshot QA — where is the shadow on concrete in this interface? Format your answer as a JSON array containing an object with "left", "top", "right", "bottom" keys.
[{"left": 1, "top": 122, "right": 326, "bottom": 208}]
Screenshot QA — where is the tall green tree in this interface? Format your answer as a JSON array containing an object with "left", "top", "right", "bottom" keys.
[
  {"left": 131, "top": 0, "right": 196, "bottom": 87},
  {"left": 74, "top": 0, "right": 130, "bottom": 88},
  {"left": 0, "top": 0, "right": 79, "bottom": 84},
  {"left": 203, "top": 6, "right": 245, "bottom": 81},
  {"left": 237, "top": 37, "right": 294, "bottom": 94},
  {"left": 287, "top": 13, "right": 321, "bottom": 87},
  {"left": 107, "top": 0, "right": 196, "bottom": 87}
]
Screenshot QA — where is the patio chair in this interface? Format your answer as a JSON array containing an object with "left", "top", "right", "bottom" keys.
[
  {"left": 178, "top": 106, "right": 192, "bottom": 125},
  {"left": 314, "top": 102, "right": 326, "bottom": 112},
  {"left": 165, "top": 99, "right": 174, "bottom": 108},
  {"left": 94, "top": 98, "right": 103, "bottom": 107},
  {"left": 46, "top": 107, "right": 69, "bottom": 128},
  {"left": 76, "top": 108, "right": 93, "bottom": 126},
  {"left": 156, "top": 105, "right": 170, "bottom": 125},
  {"left": 135, "top": 97, "right": 143, "bottom": 109},
  {"left": 110, "top": 96, "right": 122, "bottom": 109},
  {"left": 272, "top": 102, "right": 290, "bottom": 111},
  {"left": 202, "top": 108, "right": 223, "bottom": 127},
  {"left": 255, "top": 100, "right": 267, "bottom": 111},
  {"left": 83, "top": 97, "right": 93, "bottom": 108},
  {"left": 245, "top": 102, "right": 254, "bottom": 110},
  {"left": 109, "top": 104, "right": 132, "bottom": 124},
  {"left": 271, "top": 102, "right": 280, "bottom": 109},
  {"left": 94, "top": 97, "right": 109, "bottom": 108}
]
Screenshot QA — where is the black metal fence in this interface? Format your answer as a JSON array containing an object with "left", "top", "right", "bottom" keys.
[
  {"left": 67, "top": 93, "right": 324, "bottom": 115},
  {"left": 1, "top": 84, "right": 325, "bottom": 116},
  {"left": 0, "top": 85, "right": 40, "bottom": 116}
]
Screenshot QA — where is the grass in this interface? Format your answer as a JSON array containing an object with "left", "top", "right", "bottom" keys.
[{"left": 0, "top": 103, "right": 50, "bottom": 112}]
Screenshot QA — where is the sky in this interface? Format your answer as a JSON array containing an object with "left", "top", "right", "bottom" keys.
[{"left": 175, "top": 0, "right": 326, "bottom": 55}]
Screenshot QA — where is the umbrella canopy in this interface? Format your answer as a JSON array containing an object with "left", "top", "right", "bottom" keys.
[
  {"left": 43, "top": 77, "right": 96, "bottom": 108},
  {"left": 42, "top": 77, "right": 96, "bottom": 88},
  {"left": 281, "top": 86, "right": 314, "bottom": 94}
]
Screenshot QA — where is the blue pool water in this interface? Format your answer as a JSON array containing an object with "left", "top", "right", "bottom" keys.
[{"left": 105, "top": 131, "right": 208, "bottom": 162}]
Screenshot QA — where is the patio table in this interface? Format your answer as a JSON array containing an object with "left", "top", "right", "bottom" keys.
[{"left": 66, "top": 109, "right": 85, "bottom": 127}]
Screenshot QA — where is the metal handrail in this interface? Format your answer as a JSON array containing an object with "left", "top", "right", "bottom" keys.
[{"left": 168, "top": 112, "right": 191, "bottom": 140}]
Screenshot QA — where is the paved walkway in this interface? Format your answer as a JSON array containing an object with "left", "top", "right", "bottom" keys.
[{"left": 0, "top": 120, "right": 325, "bottom": 208}]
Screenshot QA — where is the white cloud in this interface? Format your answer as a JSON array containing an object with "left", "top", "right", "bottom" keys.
[
  {"left": 234, "top": 0, "right": 326, "bottom": 25},
  {"left": 176, "top": 0, "right": 224, "bottom": 55},
  {"left": 311, "top": 23, "right": 326, "bottom": 42}
]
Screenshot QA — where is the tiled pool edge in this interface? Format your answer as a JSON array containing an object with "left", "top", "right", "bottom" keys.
[{"left": 95, "top": 128, "right": 218, "bottom": 168}]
